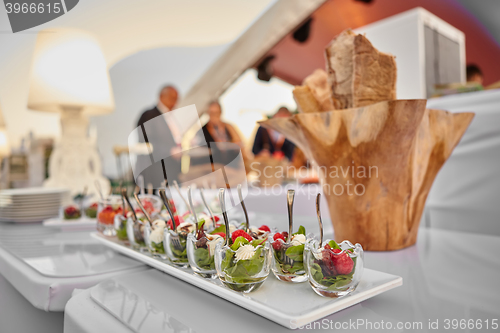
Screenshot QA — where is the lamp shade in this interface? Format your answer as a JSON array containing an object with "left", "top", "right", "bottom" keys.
[
  {"left": 0, "top": 106, "right": 10, "bottom": 157},
  {"left": 27, "top": 29, "right": 114, "bottom": 116}
]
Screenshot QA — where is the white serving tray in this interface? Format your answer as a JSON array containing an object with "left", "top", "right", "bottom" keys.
[
  {"left": 91, "top": 233, "right": 402, "bottom": 329},
  {"left": 43, "top": 217, "right": 97, "bottom": 231}
]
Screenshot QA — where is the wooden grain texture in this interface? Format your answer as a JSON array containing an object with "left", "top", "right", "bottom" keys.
[{"left": 260, "top": 100, "right": 474, "bottom": 251}]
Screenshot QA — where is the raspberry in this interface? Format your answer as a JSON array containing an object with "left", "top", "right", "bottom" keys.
[
  {"left": 65, "top": 206, "right": 78, "bottom": 215},
  {"left": 213, "top": 232, "right": 226, "bottom": 239},
  {"left": 167, "top": 215, "right": 184, "bottom": 230},
  {"left": 231, "top": 230, "right": 253, "bottom": 243},
  {"left": 258, "top": 225, "right": 271, "bottom": 232},
  {"left": 273, "top": 232, "right": 285, "bottom": 242},
  {"left": 282, "top": 231, "right": 289, "bottom": 241},
  {"left": 331, "top": 248, "right": 354, "bottom": 275},
  {"left": 272, "top": 232, "right": 285, "bottom": 251},
  {"left": 213, "top": 216, "right": 220, "bottom": 222}
]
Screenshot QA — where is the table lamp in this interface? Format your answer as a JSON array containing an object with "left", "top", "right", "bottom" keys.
[
  {"left": 0, "top": 105, "right": 10, "bottom": 189},
  {"left": 27, "top": 28, "right": 114, "bottom": 197}
]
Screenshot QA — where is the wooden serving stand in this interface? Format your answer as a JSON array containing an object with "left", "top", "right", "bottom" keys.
[{"left": 261, "top": 100, "right": 474, "bottom": 250}]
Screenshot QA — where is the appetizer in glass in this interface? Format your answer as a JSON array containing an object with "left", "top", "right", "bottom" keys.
[
  {"left": 304, "top": 194, "right": 364, "bottom": 297},
  {"left": 97, "top": 195, "right": 123, "bottom": 236},
  {"left": 187, "top": 188, "right": 225, "bottom": 278},
  {"left": 214, "top": 187, "right": 271, "bottom": 293},
  {"left": 159, "top": 188, "right": 195, "bottom": 267},
  {"left": 270, "top": 190, "right": 308, "bottom": 282}
]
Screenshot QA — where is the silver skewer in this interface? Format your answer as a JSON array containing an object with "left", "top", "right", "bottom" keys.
[
  {"left": 200, "top": 188, "right": 215, "bottom": 228},
  {"left": 316, "top": 193, "right": 324, "bottom": 246},
  {"left": 286, "top": 189, "right": 295, "bottom": 243},
  {"left": 237, "top": 184, "right": 249, "bottom": 233},
  {"left": 219, "top": 188, "right": 230, "bottom": 246}
]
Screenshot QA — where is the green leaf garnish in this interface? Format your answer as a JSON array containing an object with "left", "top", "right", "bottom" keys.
[{"left": 292, "top": 225, "right": 306, "bottom": 236}]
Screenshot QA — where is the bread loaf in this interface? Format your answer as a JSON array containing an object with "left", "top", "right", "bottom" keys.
[
  {"left": 303, "top": 69, "right": 334, "bottom": 111},
  {"left": 325, "top": 29, "right": 397, "bottom": 109}
]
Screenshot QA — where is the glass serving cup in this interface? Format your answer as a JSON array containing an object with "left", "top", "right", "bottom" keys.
[
  {"left": 97, "top": 195, "right": 123, "bottom": 236},
  {"left": 146, "top": 221, "right": 167, "bottom": 259},
  {"left": 84, "top": 202, "right": 98, "bottom": 219},
  {"left": 164, "top": 229, "right": 190, "bottom": 267},
  {"left": 304, "top": 239, "right": 364, "bottom": 298},
  {"left": 126, "top": 217, "right": 147, "bottom": 250},
  {"left": 114, "top": 213, "right": 128, "bottom": 242},
  {"left": 60, "top": 203, "right": 82, "bottom": 220},
  {"left": 270, "top": 233, "right": 310, "bottom": 283},
  {"left": 186, "top": 233, "right": 224, "bottom": 278},
  {"left": 133, "top": 194, "right": 162, "bottom": 215},
  {"left": 214, "top": 241, "right": 272, "bottom": 293}
]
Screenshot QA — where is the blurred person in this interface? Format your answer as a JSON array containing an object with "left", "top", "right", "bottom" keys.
[
  {"left": 201, "top": 101, "right": 243, "bottom": 145},
  {"left": 466, "top": 64, "right": 483, "bottom": 85},
  {"left": 134, "top": 85, "right": 182, "bottom": 184},
  {"left": 252, "top": 107, "right": 295, "bottom": 161},
  {"left": 193, "top": 101, "right": 249, "bottom": 170}
]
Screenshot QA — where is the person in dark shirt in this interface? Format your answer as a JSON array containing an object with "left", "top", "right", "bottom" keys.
[
  {"left": 252, "top": 107, "right": 295, "bottom": 161},
  {"left": 134, "top": 85, "right": 181, "bottom": 185},
  {"left": 466, "top": 64, "right": 483, "bottom": 85},
  {"left": 200, "top": 101, "right": 242, "bottom": 144},
  {"left": 194, "top": 101, "right": 248, "bottom": 168}
]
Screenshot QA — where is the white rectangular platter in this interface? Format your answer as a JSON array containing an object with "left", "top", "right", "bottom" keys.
[{"left": 91, "top": 232, "right": 402, "bottom": 329}]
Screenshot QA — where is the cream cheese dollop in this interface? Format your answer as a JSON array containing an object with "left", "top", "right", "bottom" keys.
[
  {"left": 152, "top": 219, "right": 166, "bottom": 230},
  {"left": 290, "top": 234, "right": 306, "bottom": 246},
  {"left": 176, "top": 221, "right": 195, "bottom": 233},
  {"left": 206, "top": 234, "right": 223, "bottom": 256},
  {"left": 149, "top": 228, "right": 164, "bottom": 244},
  {"left": 313, "top": 250, "right": 323, "bottom": 260},
  {"left": 234, "top": 244, "right": 256, "bottom": 261}
]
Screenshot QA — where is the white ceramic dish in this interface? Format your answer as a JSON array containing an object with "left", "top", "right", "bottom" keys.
[
  {"left": 91, "top": 233, "right": 402, "bottom": 329},
  {"left": 43, "top": 217, "right": 97, "bottom": 231}
]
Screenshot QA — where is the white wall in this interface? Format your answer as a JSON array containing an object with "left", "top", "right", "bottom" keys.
[{"left": 91, "top": 45, "right": 228, "bottom": 178}]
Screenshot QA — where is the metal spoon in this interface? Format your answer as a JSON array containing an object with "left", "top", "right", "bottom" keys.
[
  {"left": 159, "top": 189, "right": 177, "bottom": 232},
  {"left": 286, "top": 189, "right": 295, "bottom": 243},
  {"left": 219, "top": 188, "right": 230, "bottom": 246},
  {"left": 237, "top": 184, "right": 249, "bottom": 233},
  {"left": 133, "top": 193, "right": 152, "bottom": 226},
  {"left": 172, "top": 180, "right": 191, "bottom": 214},
  {"left": 187, "top": 186, "right": 199, "bottom": 233},
  {"left": 200, "top": 188, "right": 215, "bottom": 228},
  {"left": 121, "top": 189, "right": 138, "bottom": 222},
  {"left": 316, "top": 193, "right": 324, "bottom": 247}
]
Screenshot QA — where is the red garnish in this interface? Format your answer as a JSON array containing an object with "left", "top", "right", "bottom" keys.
[
  {"left": 167, "top": 215, "right": 184, "bottom": 230},
  {"left": 231, "top": 230, "right": 253, "bottom": 243},
  {"left": 272, "top": 232, "right": 285, "bottom": 251},
  {"left": 258, "top": 225, "right": 271, "bottom": 232},
  {"left": 213, "top": 232, "right": 226, "bottom": 239}
]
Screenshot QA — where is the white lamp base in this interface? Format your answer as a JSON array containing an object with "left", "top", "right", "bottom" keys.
[{"left": 44, "top": 107, "right": 110, "bottom": 198}]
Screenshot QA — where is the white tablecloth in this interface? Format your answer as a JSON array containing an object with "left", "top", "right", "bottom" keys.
[
  {"left": 426, "top": 89, "right": 500, "bottom": 236},
  {"left": 64, "top": 227, "right": 500, "bottom": 332}
]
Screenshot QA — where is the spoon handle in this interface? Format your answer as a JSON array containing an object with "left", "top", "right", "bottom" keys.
[
  {"left": 134, "top": 193, "right": 152, "bottom": 225},
  {"left": 187, "top": 187, "right": 198, "bottom": 233},
  {"left": 173, "top": 180, "right": 190, "bottom": 211},
  {"left": 287, "top": 190, "right": 295, "bottom": 243},
  {"left": 159, "top": 189, "right": 177, "bottom": 232},
  {"left": 237, "top": 184, "right": 249, "bottom": 233},
  {"left": 200, "top": 189, "right": 215, "bottom": 227},
  {"left": 316, "top": 193, "right": 323, "bottom": 246},
  {"left": 219, "top": 188, "right": 230, "bottom": 246},
  {"left": 122, "top": 188, "right": 137, "bottom": 222}
]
